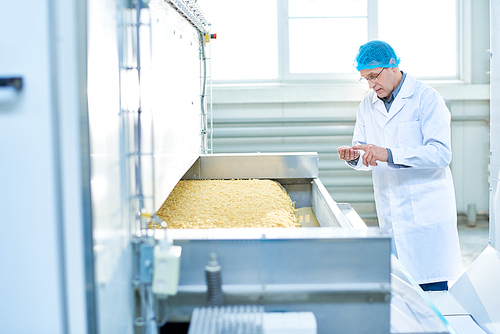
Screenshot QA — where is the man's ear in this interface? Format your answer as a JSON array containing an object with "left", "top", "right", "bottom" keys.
[{"left": 389, "top": 67, "right": 399, "bottom": 74}]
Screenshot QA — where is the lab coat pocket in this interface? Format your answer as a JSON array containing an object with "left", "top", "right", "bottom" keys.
[
  {"left": 398, "top": 121, "right": 422, "bottom": 148},
  {"left": 410, "top": 179, "right": 454, "bottom": 226}
]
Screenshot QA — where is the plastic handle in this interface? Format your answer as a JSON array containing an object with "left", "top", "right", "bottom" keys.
[{"left": 0, "top": 77, "right": 23, "bottom": 91}]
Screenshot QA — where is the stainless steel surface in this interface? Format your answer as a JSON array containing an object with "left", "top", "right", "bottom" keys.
[
  {"left": 179, "top": 153, "right": 347, "bottom": 227},
  {"left": 164, "top": 228, "right": 392, "bottom": 334},
  {"left": 160, "top": 153, "right": 402, "bottom": 333},
  {"left": 337, "top": 203, "right": 369, "bottom": 230},
  {"left": 390, "top": 255, "right": 453, "bottom": 334},
  {"left": 88, "top": 0, "right": 206, "bottom": 333},
  {"left": 160, "top": 153, "right": 458, "bottom": 333},
  {"left": 282, "top": 180, "right": 316, "bottom": 209},
  {"left": 426, "top": 292, "right": 487, "bottom": 334},
  {"left": 147, "top": 2, "right": 205, "bottom": 213},
  {"left": 182, "top": 153, "right": 319, "bottom": 180},
  {"left": 152, "top": 153, "right": 396, "bottom": 333},
  {"left": 87, "top": 1, "right": 135, "bottom": 333},
  {"left": 311, "top": 178, "right": 348, "bottom": 228},
  {"left": 188, "top": 306, "right": 265, "bottom": 334},
  {"left": 450, "top": 245, "right": 500, "bottom": 333}
]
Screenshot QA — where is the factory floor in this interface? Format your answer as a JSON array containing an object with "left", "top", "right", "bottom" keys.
[{"left": 456, "top": 214, "right": 490, "bottom": 271}]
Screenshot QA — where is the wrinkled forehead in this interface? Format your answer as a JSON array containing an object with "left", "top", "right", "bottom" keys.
[{"left": 359, "top": 67, "right": 382, "bottom": 77}]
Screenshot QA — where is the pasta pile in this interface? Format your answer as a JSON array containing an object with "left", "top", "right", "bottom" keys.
[{"left": 156, "top": 179, "right": 300, "bottom": 229}]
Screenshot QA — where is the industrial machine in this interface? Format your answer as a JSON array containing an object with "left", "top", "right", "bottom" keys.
[
  {"left": 159, "top": 153, "right": 391, "bottom": 333},
  {"left": 83, "top": 1, "right": 460, "bottom": 333},
  {"left": 2, "top": 0, "right": 499, "bottom": 333}
]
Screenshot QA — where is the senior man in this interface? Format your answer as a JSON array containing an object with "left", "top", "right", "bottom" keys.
[{"left": 337, "top": 40, "right": 462, "bottom": 291}]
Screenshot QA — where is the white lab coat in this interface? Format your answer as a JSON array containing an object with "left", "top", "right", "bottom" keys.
[{"left": 348, "top": 73, "right": 463, "bottom": 284}]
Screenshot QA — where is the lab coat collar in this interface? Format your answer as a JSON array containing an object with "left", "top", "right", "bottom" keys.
[{"left": 370, "top": 73, "right": 417, "bottom": 122}]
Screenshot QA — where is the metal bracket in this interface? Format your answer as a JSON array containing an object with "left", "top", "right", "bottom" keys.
[{"left": 139, "top": 241, "right": 155, "bottom": 284}]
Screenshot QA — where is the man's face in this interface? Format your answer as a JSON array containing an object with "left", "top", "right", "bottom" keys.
[{"left": 359, "top": 67, "right": 398, "bottom": 99}]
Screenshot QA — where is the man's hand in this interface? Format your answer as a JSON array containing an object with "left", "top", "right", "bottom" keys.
[
  {"left": 351, "top": 144, "right": 388, "bottom": 167},
  {"left": 337, "top": 146, "right": 360, "bottom": 161}
]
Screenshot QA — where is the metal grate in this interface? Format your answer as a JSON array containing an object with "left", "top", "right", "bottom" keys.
[{"left": 188, "top": 306, "right": 265, "bottom": 334}]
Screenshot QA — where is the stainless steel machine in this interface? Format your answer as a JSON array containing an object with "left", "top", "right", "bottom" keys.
[{"left": 162, "top": 153, "right": 392, "bottom": 333}]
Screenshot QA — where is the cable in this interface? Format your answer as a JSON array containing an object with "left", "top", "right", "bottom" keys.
[
  {"left": 199, "top": 31, "right": 208, "bottom": 153},
  {"left": 155, "top": 298, "right": 170, "bottom": 328}
]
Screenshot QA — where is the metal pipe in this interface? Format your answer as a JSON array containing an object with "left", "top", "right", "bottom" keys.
[
  {"left": 214, "top": 125, "right": 354, "bottom": 138},
  {"left": 467, "top": 203, "right": 477, "bottom": 227},
  {"left": 214, "top": 117, "right": 356, "bottom": 124},
  {"left": 327, "top": 191, "right": 375, "bottom": 203},
  {"left": 212, "top": 115, "right": 490, "bottom": 124},
  {"left": 321, "top": 177, "right": 373, "bottom": 187},
  {"left": 318, "top": 160, "right": 352, "bottom": 170},
  {"left": 213, "top": 143, "right": 350, "bottom": 154}
]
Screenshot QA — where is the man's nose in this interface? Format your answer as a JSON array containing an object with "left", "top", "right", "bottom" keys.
[{"left": 369, "top": 80, "right": 376, "bottom": 89}]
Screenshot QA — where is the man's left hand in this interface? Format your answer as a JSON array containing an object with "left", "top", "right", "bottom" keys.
[{"left": 351, "top": 144, "right": 389, "bottom": 167}]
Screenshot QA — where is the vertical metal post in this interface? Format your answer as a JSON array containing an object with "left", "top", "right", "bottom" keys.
[
  {"left": 121, "top": 1, "right": 158, "bottom": 333},
  {"left": 135, "top": 0, "right": 145, "bottom": 213}
]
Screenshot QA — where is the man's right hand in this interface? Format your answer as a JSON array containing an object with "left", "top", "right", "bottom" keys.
[{"left": 337, "top": 146, "right": 360, "bottom": 161}]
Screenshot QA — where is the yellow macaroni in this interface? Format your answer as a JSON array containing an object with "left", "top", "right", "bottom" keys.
[{"left": 156, "top": 179, "right": 300, "bottom": 229}]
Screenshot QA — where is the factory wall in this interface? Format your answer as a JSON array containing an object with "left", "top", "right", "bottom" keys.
[
  {"left": 211, "top": 0, "right": 491, "bottom": 225},
  {"left": 211, "top": 88, "right": 490, "bottom": 224}
]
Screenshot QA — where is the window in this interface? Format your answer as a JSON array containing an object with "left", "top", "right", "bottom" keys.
[
  {"left": 378, "top": 0, "right": 457, "bottom": 78},
  {"left": 288, "top": 0, "right": 368, "bottom": 74},
  {"left": 198, "top": 0, "right": 458, "bottom": 82},
  {"left": 198, "top": 0, "right": 279, "bottom": 81}
]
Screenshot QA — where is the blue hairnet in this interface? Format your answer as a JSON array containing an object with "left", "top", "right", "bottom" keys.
[{"left": 354, "top": 40, "right": 400, "bottom": 71}]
